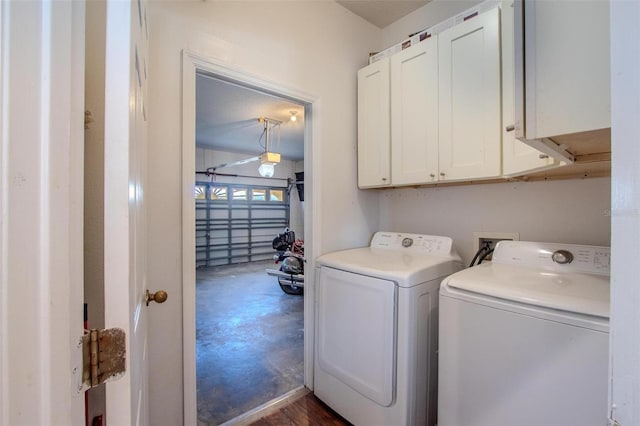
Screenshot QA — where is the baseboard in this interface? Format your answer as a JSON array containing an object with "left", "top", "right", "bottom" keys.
[{"left": 220, "top": 386, "right": 310, "bottom": 426}]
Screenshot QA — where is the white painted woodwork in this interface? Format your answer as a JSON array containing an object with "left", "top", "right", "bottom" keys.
[
  {"left": 438, "top": 8, "right": 501, "bottom": 181},
  {"left": 520, "top": 0, "right": 610, "bottom": 139},
  {"left": 104, "top": 0, "right": 150, "bottom": 425},
  {"left": 500, "top": 0, "right": 558, "bottom": 177},
  {"left": 182, "top": 52, "right": 319, "bottom": 425},
  {"left": 181, "top": 52, "right": 199, "bottom": 426},
  {"left": 357, "top": 58, "right": 391, "bottom": 188},
  {"left": 609, "top": 1, "right": 640, "bottom": 424},
  {"left": 0, "top": 1, "right": 85, "bottom": 424},
  {"left": 391, "top": 38, "right": 439, "bottom": 185}
]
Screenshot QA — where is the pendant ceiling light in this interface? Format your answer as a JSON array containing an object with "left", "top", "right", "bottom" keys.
[
  {"left": 207, "top": 117, "right": 281, "bottom": 177},
  {"left": 258, "top": 151, "right": 280, "bottom": 177},
  {"left": 257, "top": 117, "right": 281, "bottom": 177}
]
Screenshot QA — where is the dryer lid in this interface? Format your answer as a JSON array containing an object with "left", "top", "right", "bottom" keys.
[
  {"left": 444, "top": 262, "right": 610, "bottom": 318},
  {"left": 316, "top": 233, "right": 462, "bottom": 287}
]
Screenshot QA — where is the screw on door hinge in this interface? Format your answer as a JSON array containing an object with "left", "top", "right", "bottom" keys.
[{"left": 81, "top": 328, "right": 126, "bottom": 388}]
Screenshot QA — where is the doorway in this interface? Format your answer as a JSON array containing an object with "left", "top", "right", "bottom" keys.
[{"left": 186, "top": 65, "right": 312, "bottom": 424}]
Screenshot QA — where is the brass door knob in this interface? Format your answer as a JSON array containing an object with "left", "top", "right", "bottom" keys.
[{"left": 146, "top": 289, "right": 168, "bottom": 306}]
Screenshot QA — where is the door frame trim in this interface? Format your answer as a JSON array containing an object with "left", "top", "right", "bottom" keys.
[{"left": 181, "top": 50, "right": 320, "bottom": 425}]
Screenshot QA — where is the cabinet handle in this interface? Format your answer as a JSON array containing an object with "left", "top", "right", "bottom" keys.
[
  {"left": 539, "top": 154, "right": 549, "bottom": 159},
  {"left": 440, "top": 172, "right": 445, "bottom": 177},
  {"left": 505, "top": 125, "right": 515, "bottom": 132},
  {"left": 430, "top": 173, "right": 435, "bottom": 178},
  {"left": 382, "top": 177, "right": 387, "bottom": 181}
]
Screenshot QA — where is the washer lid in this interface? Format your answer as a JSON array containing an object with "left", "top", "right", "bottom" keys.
[
  {"left": 317, "top": 247, "right": 462, "bottom": 287},
  {"left": 444, "top": 262, "right": 610, "bottom": 318}
]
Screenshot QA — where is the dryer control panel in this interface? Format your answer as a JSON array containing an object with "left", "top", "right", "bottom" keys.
[
  {"left": 492, "top": 241, "right": 610, "bottom": 275},
  {"left": 371, "top": 232, "right": 454, "bottom": 256}
]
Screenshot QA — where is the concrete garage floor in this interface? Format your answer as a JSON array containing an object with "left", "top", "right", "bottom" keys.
[{"left": 196, "top": 260, "right": 304, "bottom": 425}]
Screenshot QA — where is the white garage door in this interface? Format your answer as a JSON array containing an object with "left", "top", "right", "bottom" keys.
[{"left": 195, "top": 182, "right": 290, "bottom": 267}]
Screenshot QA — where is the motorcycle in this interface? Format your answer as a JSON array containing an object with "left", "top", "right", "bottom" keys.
[{"left": 266, "top": 228, "right": 304, "bottom": 295}]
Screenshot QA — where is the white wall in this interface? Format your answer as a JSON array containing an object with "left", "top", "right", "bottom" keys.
[
  {"left": 379, "top": 178, "right": 611, "bottom": 264},
  {"left": 146, "top": 2, "right": 379, "bottom": 423}
]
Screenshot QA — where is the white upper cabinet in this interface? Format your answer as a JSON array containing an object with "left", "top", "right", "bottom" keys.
[
  {"left": 515, "top": 0, "right": 610, "bottom": 141},
  {"left": 438, "top": 8, "right": 501, "bottom": 181},
  {"left": 356, "top": 2, "right": 598, "bottom": 188},
  {"left": 357, "top": 57, "right": 391, "bottom": 188},
  {"left": 391, "top": 37, "right": 439, "bottom": 185},
  {"left": 501, "top": 0, "right": 560, "bottom": 176}
]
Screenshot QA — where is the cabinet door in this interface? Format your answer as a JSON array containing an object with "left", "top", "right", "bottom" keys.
[
  {"left": 438, "top": 8, "right": 501, "bottom": 181},
  {"left": 391, "top": 37, "right": 439, "bottom": 185},
  {"left": 520, "top": 0, "right": 610, "bottom": 139},
  {"left": 501, "top": 0, "right": 559, "bottom": 176},
  {"left": 357, "top": 58, "right": 391, "bottom": 188}
]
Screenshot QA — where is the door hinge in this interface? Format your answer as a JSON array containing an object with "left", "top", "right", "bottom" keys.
[{"left": 81, "top": 328, "right": 126, "bottom": 388}]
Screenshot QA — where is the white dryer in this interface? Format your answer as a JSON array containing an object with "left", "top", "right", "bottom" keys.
[
  {"left": 438, "top": 241, "right": 610, "bottom": 426},
  {"left": 315, "top": 232, "right": 462, "bottom": 426}
]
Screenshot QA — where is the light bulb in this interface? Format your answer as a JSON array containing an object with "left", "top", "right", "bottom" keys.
[
  {"left": 290, "top": 111, "right": 298, "bottom": 122},
  {"left": 258, "top": 163, "right": 275, "bottom": 177}
]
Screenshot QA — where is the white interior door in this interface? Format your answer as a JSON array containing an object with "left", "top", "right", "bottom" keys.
[
  {"left": 103, "top": 0, "right": 151, "bottom": 425},
  {"left": 0, "top": 1, "right": 85, "bottom": 424}
]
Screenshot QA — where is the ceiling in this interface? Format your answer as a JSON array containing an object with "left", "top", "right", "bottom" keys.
[
  {"left": 196, "top": 73, "right": 305, "bottom": 161},
  {"left": 195, "top": 2, "right": 428, "bottom": 162},
  {"left": 337, "top": 0, "right": 430, "bottom": 29}
]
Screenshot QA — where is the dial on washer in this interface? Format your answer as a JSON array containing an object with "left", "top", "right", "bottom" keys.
[{"left": 552, "top": 250, "right": 574, "bottom": 264}]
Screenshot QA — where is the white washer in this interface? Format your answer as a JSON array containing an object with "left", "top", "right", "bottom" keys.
[
  {"left": 438, "top": 241, "right": 611, "bottom": 426},
  {"left": 315, "top": 232, "right": 462, "bottom": 426}
]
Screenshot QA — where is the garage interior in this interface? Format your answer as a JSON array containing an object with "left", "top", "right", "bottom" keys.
[{"left": 194, "top": 73, "right": 306, "bottom": 425}]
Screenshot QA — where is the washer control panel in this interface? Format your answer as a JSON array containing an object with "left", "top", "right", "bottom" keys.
[
  {"left": 371, "top": 232, "right": 454, "bottom": 255},
  {"left": 493, "top": 241, "right": 610, "bottom": 275}
]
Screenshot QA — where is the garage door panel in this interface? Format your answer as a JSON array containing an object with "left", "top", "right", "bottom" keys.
[{"left": 195, "top": 182, "right": 290, "bottom": 267}]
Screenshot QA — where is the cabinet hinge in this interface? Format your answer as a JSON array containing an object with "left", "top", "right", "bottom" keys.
[{"left": 81, "top": 328, "right": 126, "bottom": 388}]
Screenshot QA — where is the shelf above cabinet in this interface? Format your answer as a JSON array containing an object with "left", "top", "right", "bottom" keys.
[{"left": 548, "top": 128, "right": 611, "bottom": 161}]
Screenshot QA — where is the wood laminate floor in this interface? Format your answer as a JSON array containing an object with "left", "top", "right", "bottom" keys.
[{"left": 247, "top": 392, "right": 351, "bottom": 426}]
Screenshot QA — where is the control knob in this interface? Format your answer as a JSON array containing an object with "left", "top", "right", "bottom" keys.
[{"left": 551, "top": 250, "right": 574, "bottom": 264}]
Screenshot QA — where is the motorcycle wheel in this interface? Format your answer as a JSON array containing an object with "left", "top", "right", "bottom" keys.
[{"left": 278, "top": 276, "right": 304, "bottom": 296}]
